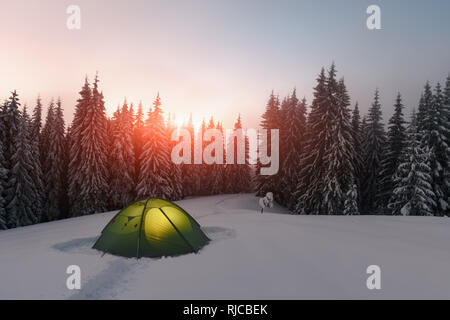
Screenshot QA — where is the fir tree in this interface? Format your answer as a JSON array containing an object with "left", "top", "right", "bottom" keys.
[
  {"left": 255, "top": 91, "right": 281, "bottom": 197},
  {"left": 68, "top": 75, "right": 109, "bottom": 216},
  {"left": 361, "top": 89, "right": 386, "bottom": 214},
  {"left": 344, "top": 182, "right": 359, "bottom": 215},
  {"left": 136, "top": 93, "right": 174, "bottom": 199},
  {"left": 0, "top": 131, "right": 7, "bottom": 229},
  {"left": 1, "top": 91, "right": 22, "bottom": 169},
  {"left": 294, "top": 68, "right": 329, "bottom": 214},
  {"left": 351, "top": 102, "right": 363, "bottom": 186},
  {"left": 68, "top": 78, "right": 91, "bottom": 214},
  {"left": 5, "top": 105, "right": 41, "bottom": 227},
  {"left": 323, "top": 75, "right": 356, "bottom": 214},
  {"left": 40, "top": 100, "right": 55, "bottom": 166},
  {"left": 294, "top": 64, "right": 355, "bottom": 215},
  {"left": 181, "top": 114, "right": 198, "bottom": 197},
  {"left": 28, "top": 97, "right": 44, "bottom": 220},
  {"left": 279, "top": 90, "right": 306, "bottom": 208},
  {"left": 378, "top": 93, "right": 407, "bottom": 212},
  {"left": 388, "top": 112, "right": 436, "bottom": 216},
  {"left": 204, "top": 117, "right": 223, "bottom": 195},
  {"left": 166, "top": 113, "right": 183, "bottom": 200},
  {"left": 224, "top": 115, "right": 252, "bottom": 194},
  {"left": 42, "top": 99, "right": 66, "bottom": 221},
  {"left": 108, "top": 100, "right": 136, "bottom": 208},
  {"left": 133, "top": 101, "right": 145, "bottom": 181}
]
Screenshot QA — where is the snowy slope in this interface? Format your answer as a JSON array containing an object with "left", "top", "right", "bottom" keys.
[{"left": 1, "top": 193, "right": 450, "bottom": 299}]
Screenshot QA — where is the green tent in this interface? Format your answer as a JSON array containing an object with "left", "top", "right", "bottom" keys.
[{"left": 93, "top": 198, "right": 210, "bottom": 258}]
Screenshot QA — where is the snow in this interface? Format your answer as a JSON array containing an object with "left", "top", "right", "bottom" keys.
[{"left": 1, "top": 193, "right": 450, "bottom": 299}]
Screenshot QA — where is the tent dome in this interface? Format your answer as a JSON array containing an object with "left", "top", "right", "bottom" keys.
[{"left": 93, "top": 198, "right": 210, "bottom": 258}]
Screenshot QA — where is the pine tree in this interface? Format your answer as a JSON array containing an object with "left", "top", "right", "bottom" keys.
[
  {"left": 344, "top": 182, "right": 359, "bottom": 215},
  {"left": 5, "top": 105, "right": 41, "bottom": 227},
  {"left": 351, "top": 103, "right": 363, "bottom": 186},
  {"left": 388, "top": 112, "right": 436, "bottom": 216},
  {"left": 278, "top": 90, "right": 306, "bottom": 208},
  {"left": 428, "top": 83, "right": 450, "bottom": 215},
  {"left": 68, "top": 75, "right": 109, "bottom": 216},
  {"left": 443, "top": 74, "right": 450, "bottom": 213},
  {"left": 294, "top": 68, "right": 329, "bottom": 214},
  {"left": 323, "top": 75, "right": 356, "bottom": 214},
  {"left": 378, "top": 93, "right": 407, "bottom": 212},
  {"left": 255, "top": 91, "right": 281, "bottom": 197},
  {"left": 0, "top": 130, "right": 7, "bottom": 229},
  {"left": 1, "top": 91, "right": 22, "bottom": 170},
  {"left": 416, "top": 82, "right": 450, "bottom": 215},
  {"left": 108, "top": 101, "right": 136, "bottom": 208},
  {"left": 361, "top": 89, "right": 386, "bottom": 214},
  {"left": 224, "top": 115, "right": 252, "bottom": 193},
  {"left": 30, "top": 96, "right": 43, "bottom": 141},
  {"left": 294, "top": 65, "right": 355, "bottom": 215},
  {"left": 166, "top": 113, "right": 183, "bottom": 200},
  {"left": 68, "top": 78, "right": 91, "bottom": 214},
  {"left": 40, "top": 100, "right": 55, "bottom": 166},
  {"left": 133, "top": 101, "right": 145, "bottom": 181},
  {"left": 180, "top": 114, "right": 197, "bottom": 197},
  {"left": 28, "top": 97, "right": 44, "bottom": 221},
  {"left": 136, "top": 93, "right": 174, "bottom": 199},
  {"left": 42, "top": 99, "right": 66, "bottom": 221}
]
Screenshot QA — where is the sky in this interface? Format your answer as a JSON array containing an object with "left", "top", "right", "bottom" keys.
[{"left": 0, "top": 0, "right": 449, "bottom": 129}]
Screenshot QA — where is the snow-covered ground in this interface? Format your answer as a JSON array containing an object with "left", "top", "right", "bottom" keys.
[{"left": 1, "top": 193, "right": 450, "bottom": 299}]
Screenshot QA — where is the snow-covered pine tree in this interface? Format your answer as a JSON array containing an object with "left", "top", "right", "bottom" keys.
[
  {"left": 416, "top": 82, "right": 433, "bottom": 133},
  {"left": 40, "top": 100, "right": 55, "bottom": 166},
  {"left": 42, "top": 99, "right": 66, "bottom": 221},
  {"left": 377, "top": 93, "right": 407, "bottom": 212},
  {"left": 255, "top": 91, "right": 281, "bottom": 197},
  {"left": 136, "top": 93, "right": 174, "bottom": 199},
  {"left": 166, "top": 113, "right": 183, "bottom": 200},
  {"left": 1, "top": 91, "right": 22, "bottom": 170},
  {"left": 68, "top": 75, "right": 109, "bottom": 216},
  {"left": 344, "top": 182, "right": 359, "bottom": 215},
  {"left": 294, "top": 65, "right": 355, "bottom": 215},
  {"left": 28, "top": 97, "right": 44, "bottom": 221},
  {"left": 388, "top": 111, "right": 436, "bottom": 216},
  {"left": 133, "top": 101, "right": 145, "bottom": 181},
  {"left": 215, "top": 121, "right": 227, "bottom": 193},
  {"left": 181, "top": 114, "right": 197, "bottom": 197},
  {"left": 293, "top": 68, "right": 329, "bottom": 214},
  {"left": 108, "top": 100, "right": 136, "bottom": 208},
  {"left": 278, "top": 90, "right": 306, "bottom": 209},
  {"left": 204, "top": 117, "right": 223, "bottom": 195},
  {"left": 224, "top": 115, "right": 252, "bottom": 194},
  {"left": 30, "top": 96, "right": 43, "bottom": 142},
  {"left": 68, "top": 78, "right": 91, "bottom": 214},
  {"left": 427, "top": 83, "right": 450, "bottom": 215},
  {"left": 5, "top": 105, "right": 41, "bottom": 227},
  {"left": 197, "top": 118, "right": 210, "bottom": 196},
  {"left": 443, "top": 74, "right": 450, "bottom": 214},
  {"left": 0, "top": 127, "right": 7, "bottom": 229},
  {"left": 351, "top": 102, "right": 363, "bottom": 199},
  {"left": 361, "top": 89, "right": 386, "bottom": 214},
  {"left": 322, "top": 75, "right": 356, "bottom": 215}
]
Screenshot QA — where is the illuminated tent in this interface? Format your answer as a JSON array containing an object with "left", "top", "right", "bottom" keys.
[{"left": 93, "top": 198, "right": 210, "bottom": 258}]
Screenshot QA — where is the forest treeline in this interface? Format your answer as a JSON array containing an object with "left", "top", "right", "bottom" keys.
[{"left": 1, "top": 64, "right": 449, "bottom": 230}]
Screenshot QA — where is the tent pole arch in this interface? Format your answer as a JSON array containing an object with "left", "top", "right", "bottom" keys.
[
  {"left": 159, "top": 208, "right": 197, "bottom": 253},
  {"left": 136, "top": 199, "right": 151, "bottom": 259}
]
